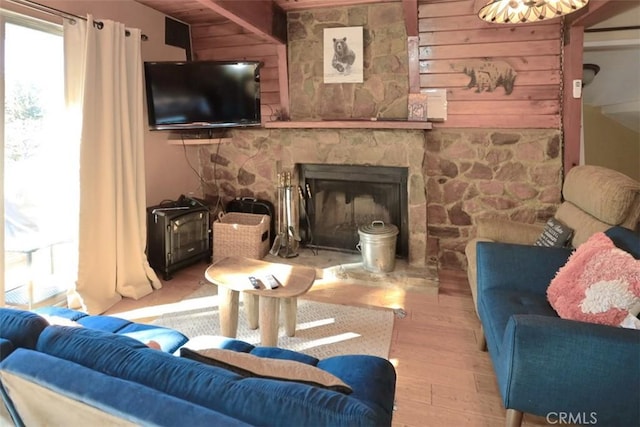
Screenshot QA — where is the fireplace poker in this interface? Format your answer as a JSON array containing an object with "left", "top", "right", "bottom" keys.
[
  {"left": 285, "top": 172, "right": 301, "bottom": 243},
  {"left": 297, "top": 185, "right": 308, "bottom": 241},
  {"left": 269, "top": 172, "right": 283, "bottom": 255},
  {"left": 305, "top": 183, "right": 315, "bottom": 218},
  {"left": 298, "top": 185, "right": 314, "bottom": 247},
  {"left": 277, "top": 171, "right": 298, "bottom": 258}
]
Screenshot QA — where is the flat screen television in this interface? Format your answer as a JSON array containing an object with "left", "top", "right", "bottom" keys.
[{"left": 143, "top": 60, "right": 262, "bottom": 130}]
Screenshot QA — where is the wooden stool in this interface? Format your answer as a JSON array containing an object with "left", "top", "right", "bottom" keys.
[{"left": 204, "top": 256, "right": 316, "bottom": 346}]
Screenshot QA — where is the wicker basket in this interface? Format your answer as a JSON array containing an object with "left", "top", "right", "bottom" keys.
[{"left": 213, "top": 212, "right": 270, "bottom": 261}]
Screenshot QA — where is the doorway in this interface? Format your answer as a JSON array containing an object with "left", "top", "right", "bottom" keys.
[{"left": 3, "top": 12, "right": 78, "bottom": 308}]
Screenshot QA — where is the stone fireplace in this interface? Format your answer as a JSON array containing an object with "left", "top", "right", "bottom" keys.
[
  {"left": 201, "top": 128, "right": 431, "bottom": 270},
  {"left": 298, "top": 163, "right": 408, "bottom": 257}
]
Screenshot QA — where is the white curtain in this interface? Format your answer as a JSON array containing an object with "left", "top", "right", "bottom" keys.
[{"left": 64, "top": 15, "right": 160, "bottom": 314}]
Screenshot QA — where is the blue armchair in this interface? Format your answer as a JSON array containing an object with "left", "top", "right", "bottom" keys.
[{"left": 476, "top": 226, "right": 640, "bottom": 427}]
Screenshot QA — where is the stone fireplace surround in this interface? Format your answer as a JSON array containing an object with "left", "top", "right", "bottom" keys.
[
  {"left": 200, "top": 127, "right": 562, "bottom": 274},
  {"left": 201, "top": 128, "right": 431, "bottom": 270}
]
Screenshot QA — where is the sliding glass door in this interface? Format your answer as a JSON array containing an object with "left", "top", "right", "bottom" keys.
[{"left": 2, "top": 10, "right": 78, "bottom": 308}]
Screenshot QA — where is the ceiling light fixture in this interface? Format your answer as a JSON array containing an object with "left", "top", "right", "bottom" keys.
[
  {"left": 582, "top": 63, "right": 600, "bottom": 87},
  {"left": 478, "top": 0, "right": 590, "bottom": 24}
]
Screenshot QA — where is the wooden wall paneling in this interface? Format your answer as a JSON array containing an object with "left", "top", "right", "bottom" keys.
[
  {"left": 419, "top": 14, "right": 556, "bottom": 32},
  {"left": 195, "top": 42, "right": 278, "bottom": 59},
  {"left": 419, "top": 40, "right": 560, "bottom": 59},
  {"left": 445, "top": 85, "right": 558, "bottom": 101},
  {"left": 192, "top": 33, "right": 270, "bottom": 50},
  {"left": 418, "top": 0, "right": 476, "bottom": 18},
  {"left": 419, "top": 25, "right": 560, "bottom": 46},
  {"left": 417, "top": 0, "right": 562, "bottom": 129},
  {"left": 259, "top": 78, "right": 281, "bottom": 93},
  {"left": 191, "top": 21, "right": 252, "bottom": 38},
  {"left": 448, "top": 100, "right": 558, "bottom": 115},
  {"left": 261, "top": 92, "right": 281, "bottom": 105},
  {"left": 421, "top": 70, "right": 560, "bottom": 87},
  {"left": 259, "top": 66, "right": 280, "bottom": 81},
  {"left": 442, "top": 114, "right": 559, "bottom": 128},
  {"left": 421, "top": 56, "right": 559, "bottom": 74}
]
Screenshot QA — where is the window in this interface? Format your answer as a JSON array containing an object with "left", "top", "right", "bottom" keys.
[{"left": 2, "top": 10, "right": 78, "bottom": 308}]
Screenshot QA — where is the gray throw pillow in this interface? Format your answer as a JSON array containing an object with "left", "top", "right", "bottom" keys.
[{"left": 534, "top": 217, "right": 574, "bottom": 247}]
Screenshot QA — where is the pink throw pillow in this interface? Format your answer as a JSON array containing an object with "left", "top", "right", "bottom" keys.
[{"left": 547, "top": 232, "right": 640, "bottom": 329}]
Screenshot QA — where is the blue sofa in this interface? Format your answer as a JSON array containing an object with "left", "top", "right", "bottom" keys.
[
  {"left": 0, "top": 307, "right": 396, "bottom": 426},
  {"left": 476, "top": 226, "right": 640, "bottom": 427}
]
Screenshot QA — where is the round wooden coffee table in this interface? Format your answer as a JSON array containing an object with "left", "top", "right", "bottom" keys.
[{"left": 204, "top": 256, "right": 316, "bottom": 346}]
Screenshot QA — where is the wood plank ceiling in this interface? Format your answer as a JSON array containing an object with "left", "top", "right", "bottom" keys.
[{"left": 135, "top": 0, "right": 402, "bottom": 34}]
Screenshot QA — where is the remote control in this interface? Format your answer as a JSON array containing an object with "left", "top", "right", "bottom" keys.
[
  {"left": 262, "top": 274, "right": 280, "bottom": 290},
  {"left": 248, "top": 276, "right": 260, "bottom": 289}
]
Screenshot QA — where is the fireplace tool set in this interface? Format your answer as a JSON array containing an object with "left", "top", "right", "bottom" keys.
[{"left": 270, "top": 172, "right": 300, "bottom": 258}]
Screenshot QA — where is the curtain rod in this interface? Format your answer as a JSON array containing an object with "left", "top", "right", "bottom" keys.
[{"left": 6, "top": 0, "right": 149, "bottom": 41}]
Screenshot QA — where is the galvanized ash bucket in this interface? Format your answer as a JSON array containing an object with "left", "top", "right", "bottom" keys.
[{"left": 357, "top": 221, "right": 399, "bottom": 273}]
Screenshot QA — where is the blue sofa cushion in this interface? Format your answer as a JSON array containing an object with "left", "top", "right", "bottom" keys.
[
  {"left": 317, "top": 355, "right": 397, "bottom": 419},
  {"left": 36, "top": 326, "right": 392, "bottom": 427},
  {"left": 0, "top": 349, "right": 251, "bottom": 427},
  {"left": 35, "top": 306, "right": 188, "bottom": 353},
  {"left": 479, "top": 289, "right": 557, "bottom": 358},
  {"left": 182, "top": 335, "right": 319, "bottom": 365},
  {"left": 249, "top": 345, "right": 319, "bottom": 365},
  {"left": 605, "top": 226, "right": 640, "bottom": 258},
  {"left": 0, "top": 308, "right": 49, "bottom": 359},
  {"left": 183, "top": 336, "right": 395, "bottom": 421}
]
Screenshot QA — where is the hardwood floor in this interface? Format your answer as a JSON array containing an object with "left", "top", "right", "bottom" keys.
[{"left": 105, "top": 262, "right": 550, "bottom": 427}]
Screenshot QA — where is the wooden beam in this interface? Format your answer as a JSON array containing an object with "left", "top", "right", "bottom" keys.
[
  {"left": 276, "top": 44, "right": 290, "bottom": 121},
  {"left": 408, "top": 36, "right": 420, "bottom": 93},
  {"left": 193, "top": 0, "right": 286, "bottom": 45},
  {"left": 562, "top": 0, "right": 636, "bottom": 176},
  {"left": 562, "top": 24, "right": 584, "bottom": 176},
  {"left": 402, "top": 0, "right": 418, "bottom": 37},
  {"left": 567, "top": 0, "right": 639, "bottom": 28}
]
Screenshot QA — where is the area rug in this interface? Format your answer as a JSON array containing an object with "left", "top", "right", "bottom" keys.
[{"left": 152, "top": 285, "right": 395, "bottom": 359}]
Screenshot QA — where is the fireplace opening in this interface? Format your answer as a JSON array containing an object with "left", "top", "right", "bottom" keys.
[{"left": 298, "top": 164, "right": 408, "bottom": 257}]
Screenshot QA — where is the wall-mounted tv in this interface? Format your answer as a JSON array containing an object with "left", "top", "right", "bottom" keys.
[{"left": 143, "top": 60, "right": 262, "bottom": 130}]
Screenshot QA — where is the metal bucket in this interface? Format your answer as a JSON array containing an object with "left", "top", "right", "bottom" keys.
[{"left": 357, "top": 221, "right": 399, "bottom": 273}]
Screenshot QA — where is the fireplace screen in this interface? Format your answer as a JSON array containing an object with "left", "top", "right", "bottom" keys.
[{"left": 298, "top": 164, "right": 408, "bottom": 257}]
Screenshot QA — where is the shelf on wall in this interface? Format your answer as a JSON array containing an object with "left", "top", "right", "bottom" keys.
[
  {"left": 167, "top": 138, "right": 232, "bottom": 145},
  {"left": 263, "top": 120, "right": 433, "bottom": 130}
]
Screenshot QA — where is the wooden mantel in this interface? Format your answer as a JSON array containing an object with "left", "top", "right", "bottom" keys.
[{"left": 264, "top": 120, "right": 433, "bottom": 130}]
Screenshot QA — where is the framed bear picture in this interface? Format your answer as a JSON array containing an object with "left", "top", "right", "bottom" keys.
[{"left": 323, "top": 26, "right": 363, "bottom": 84}]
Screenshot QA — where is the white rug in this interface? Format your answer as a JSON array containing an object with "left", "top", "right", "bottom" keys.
[{"left": 152, "top": 285, "right": 395, "bottom": 359}]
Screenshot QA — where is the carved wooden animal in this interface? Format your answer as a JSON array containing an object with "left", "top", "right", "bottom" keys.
[{"left": 453, "top": 60, "right": 517, "bottom": 94}]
